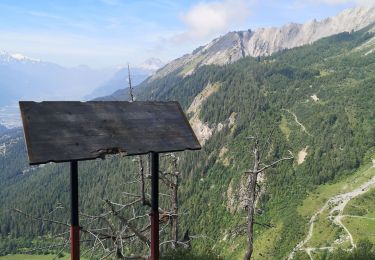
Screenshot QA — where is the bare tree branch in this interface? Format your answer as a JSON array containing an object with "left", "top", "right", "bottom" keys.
[
  {"left": 243, "top": 135, "right": 294, "bottom": 260},
  {"left": 246, "top": 150, "right": 294, "bottom": 174},
  {"left": 105, "top": 199, "right": 151, "bottom": 246}
]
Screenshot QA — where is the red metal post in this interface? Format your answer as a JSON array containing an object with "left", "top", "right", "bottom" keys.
[
  {"left": 70, "top": 160, "right": 80, "bottom": 260},
  {"left": 150, "top": 152, "right": 159, "bottom": 260},
  {"left": 70, "top": 226, "right": 80, "bottom": 259}
]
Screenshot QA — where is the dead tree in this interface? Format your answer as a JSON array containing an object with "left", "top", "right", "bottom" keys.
[
  {"left": 127, "top": 66, "right": 186, "bottom": 250},
  {"left": 170, "top": 155, "right": 179, "bottom": 248},
  {"left": 13, "top": 66, "right": 189, "bottom": 259},
  {"left": 128, "top": 63, "right": 135, "bottom": 102},
  {"left": 159, "top": 153, "right": 180, "bottom": 248},
  {"left": 243, "top": 136, "right": 293, "bottom": 260},
  {"left": 14, "top": 153, "right": 184, "bottom": 259},
  {"left": 128, "top": 64, "right": 147, "bottom": 207}
]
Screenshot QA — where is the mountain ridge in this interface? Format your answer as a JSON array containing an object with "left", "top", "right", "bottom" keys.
[{"left": 146, "top": 6, "right": 375, "bottom": 82}]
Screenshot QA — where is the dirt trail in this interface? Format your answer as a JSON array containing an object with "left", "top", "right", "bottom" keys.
[
  {"left": 288, "top": 174, "right": 375, "bottom": 259},
  {"left": 341, "top": 215, "right": 375, "bottom": 220},
  {"left": 283, "top": 109, "right": 312, "bottom": 136}
]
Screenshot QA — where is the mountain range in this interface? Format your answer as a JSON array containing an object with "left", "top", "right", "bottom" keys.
[
  {"left": 0, "top": 53, "right": 163, "bottom": 127},
  {"left": 138, "top": 6, "right": 375, "bottom": 83},
  {"left": 0, "top": 51, "right": 116, "bottom": 104}
]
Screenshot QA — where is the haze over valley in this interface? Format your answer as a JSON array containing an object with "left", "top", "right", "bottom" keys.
[{"left": 0, "top": 53, "right": 163, "bottom": 127}]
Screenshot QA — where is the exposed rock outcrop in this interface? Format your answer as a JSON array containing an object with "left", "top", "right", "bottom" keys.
[
  {"left": 150, "top": 6, "right": 375, "bottom": 81},
  {"left": 187, "top": 82, "right": 220, "bottom": 145}
]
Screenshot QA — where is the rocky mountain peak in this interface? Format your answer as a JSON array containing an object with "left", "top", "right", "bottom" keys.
[{"left": 149, "top": 6, "right": 375, "bottom": 82}]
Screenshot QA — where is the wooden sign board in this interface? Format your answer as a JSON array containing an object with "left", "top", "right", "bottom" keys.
[{"left": 20, "top": 101, "right": 201, "bottom": 165}]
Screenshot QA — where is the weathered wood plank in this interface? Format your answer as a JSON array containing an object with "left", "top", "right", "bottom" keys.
[{"left": 20, "top": 101, "right": 201, "bottom": 165}]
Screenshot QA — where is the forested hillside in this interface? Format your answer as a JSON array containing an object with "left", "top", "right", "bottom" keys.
[{"left": 1, "top": 25, "right": 375, "bottom": 259}]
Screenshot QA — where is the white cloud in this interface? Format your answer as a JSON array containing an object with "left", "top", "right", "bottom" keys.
[{"left": 175, "top": 0, "right": 252, "bottom": 42}]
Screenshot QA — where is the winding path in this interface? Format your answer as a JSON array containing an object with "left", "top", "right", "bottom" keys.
[
  {"left": 341, "top": 215, "right": 375, "bottom": 220},
  {"left": 283, "top": 109, "right": 312, "bottom": 136},
  {"left": 288, "top": 173, "right": 375, "bottom": 259}
]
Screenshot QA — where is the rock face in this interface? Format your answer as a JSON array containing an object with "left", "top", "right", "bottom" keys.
[
  {"left": 150, "top": 6, "right": 375, "bottom": 81},
  {"left": 187, "top": 82, "right": 220, "bottom": 145}
]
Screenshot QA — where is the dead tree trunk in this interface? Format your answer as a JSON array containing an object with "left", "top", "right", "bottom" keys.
[
  {"left": 170, "top": 155, "right": 179, "bottom": 248},
  {"left": 128, "top": 65, "right": 147, "bottom": 206},
  {"left": 244, "top": 144, "right": 259, "bottom": 260},
  {"left": 159, "top": 154, "right": 180, "bottom": 248},
  {"left": 243, "top": 137, "right": 293, "bottom": 260}
]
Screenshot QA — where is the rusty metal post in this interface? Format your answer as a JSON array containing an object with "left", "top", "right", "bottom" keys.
[
  {"left": 70, "top": 160, "right": 80, "bottom": 260},
  {"left": 150, "top": 152, "right": 159, "bottom": 260}
]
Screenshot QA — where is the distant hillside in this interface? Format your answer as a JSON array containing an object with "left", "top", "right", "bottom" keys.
[{"left": 0, "top": 51, "right": 115, "bottom": 106}]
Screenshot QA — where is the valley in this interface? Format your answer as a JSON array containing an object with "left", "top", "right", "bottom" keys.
[
  {"left": 290, "top": 163, "right": 375, "bottom": 259},
  {"left": 1, "top": 6, "right": 375, "bottom": 260},
  {"left": 0, "top": 105, "right": 20, "bottom": 129},
  {"left": 0, "top": 51, "right": 163, "bottom": 128}
]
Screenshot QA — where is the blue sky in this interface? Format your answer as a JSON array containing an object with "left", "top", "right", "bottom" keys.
[{"left": 0, "top": 0, "right": 369, "bottom": 68}]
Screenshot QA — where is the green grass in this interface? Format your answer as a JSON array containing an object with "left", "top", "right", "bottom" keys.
[
  {"left": 344, "top": 187, "right": 375, "bottom": 217},
  {"left": 316, "top": 69, "right": 332, "bottom": 78},
  {"left": 298, "top": 164, "right": 375, "bottom": 218},
  {"left": 293, "top": 250, "right": 310, "bottom": 260},
  {"left": 0, "top": 254, "right": 70, "bottom": 260},
  {"left": 306, "top": 210, "right": 344, "bottom": 248},
  {"left": 214, "top": 223, "right": 284, "bottom": 259},
  {"left": 342, "top": 217, "right": 375, "bottom": 244},
  {"left": 341, "top": 187, "right": 375, "bottom": 244},
  {"left": 252, "top": 223, "right": 284, "bottom": 259},
  {"left": 163, "top": 250, "right": 222, "bottom": 260},
  {"left": 279, "top": 115, "right": 291, "bottom": 141},
  {"left": 0, "top": 254, "right": 89, "bottom": 260},
  {"left": 211, "top": 230, "right": 245, "bottom": 260},
  {"left": 296, "top": 164, "right": 375, "bottom": 252}
]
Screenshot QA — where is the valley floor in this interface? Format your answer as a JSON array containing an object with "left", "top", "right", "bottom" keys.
[{"left": 289, "top": 164, "right": 375, "bottom": 259}]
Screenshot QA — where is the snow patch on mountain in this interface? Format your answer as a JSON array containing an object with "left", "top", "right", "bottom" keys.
[
  {"left": 10, "top": 53, "right": 40, "bottom": 62},
  {"left": 0, "top": 51, "right": 41, "bottom": 64}
]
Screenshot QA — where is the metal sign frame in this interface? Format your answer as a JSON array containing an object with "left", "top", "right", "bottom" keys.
[{"left": 19, "top": 101, "right": 201, "bottom": 260}]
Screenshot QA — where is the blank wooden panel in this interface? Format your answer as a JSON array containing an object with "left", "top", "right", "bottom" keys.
[{"left": 20, "top": 101, "right": 201, "bottom": 165}]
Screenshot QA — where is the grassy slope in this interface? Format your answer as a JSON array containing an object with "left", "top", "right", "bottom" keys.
[
  {"left": 342, "top": 185, "right": 375, "bottom": 244},
  {"left": 0, "top": 255, "right": 89, "bottom": 260},
  {"left": 295, "top": 163, "right": 375, "bottom": 258},
  {"left": 0, "top": 254, "right": 70, "bottom": 260},
  {"left": 298, "top": 164, "right": 375, "bottom": 219}
]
